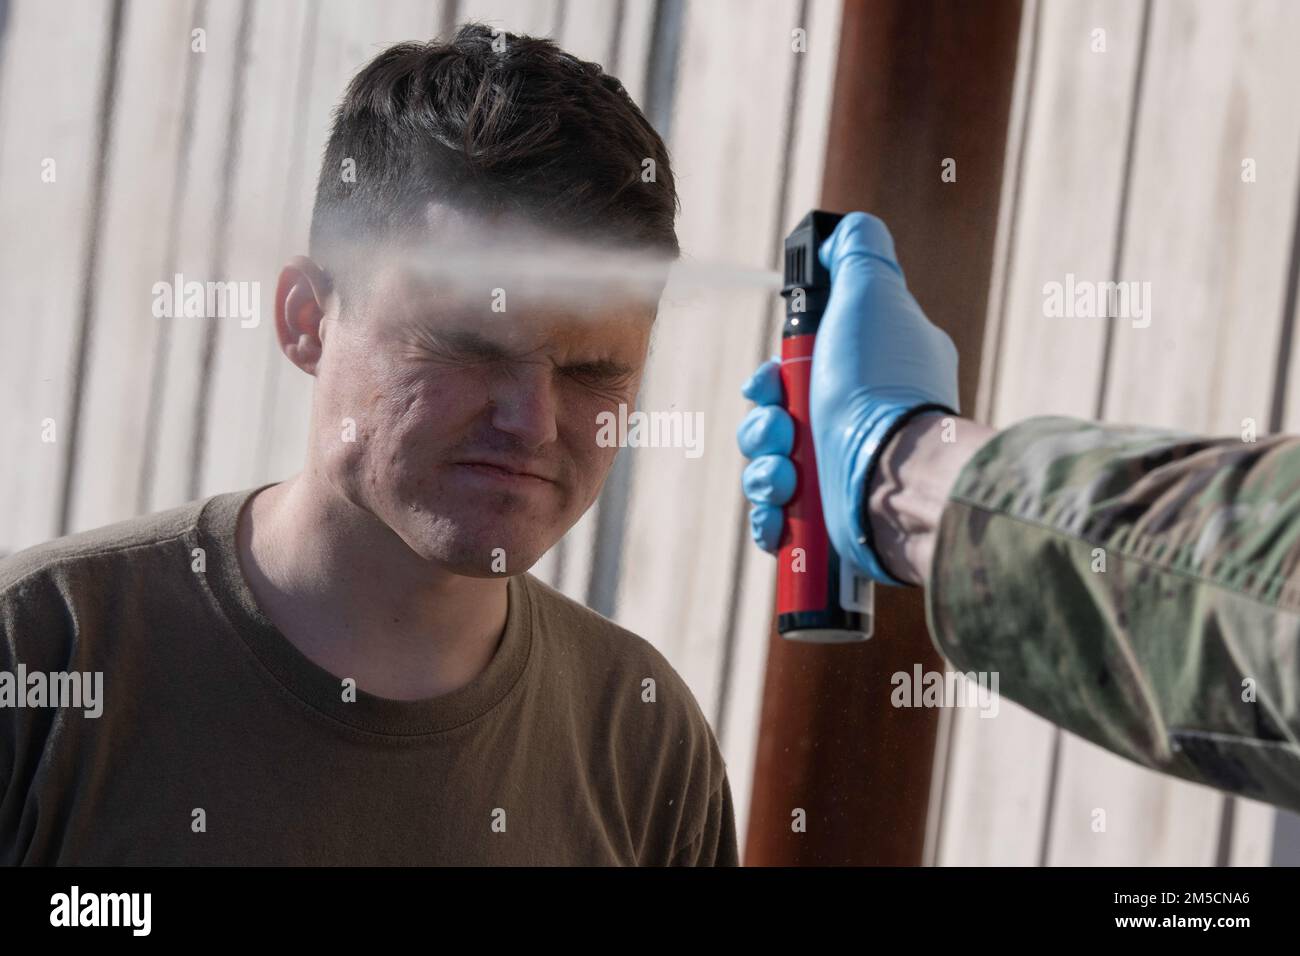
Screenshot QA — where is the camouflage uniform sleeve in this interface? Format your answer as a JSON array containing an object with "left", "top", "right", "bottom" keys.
[{"left": 924, "top": 414, "right": 1300, "bottom": 814}]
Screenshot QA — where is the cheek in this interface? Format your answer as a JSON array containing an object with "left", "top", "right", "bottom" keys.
[
  {"left": 379, "top": 372, "right": 482, "bottom": 454},
  {"left": 331, "top": 367, "right": 482, "bottom": 477},
  {"left": 561, "top": 390, "right": 625, "bottom": 474}
]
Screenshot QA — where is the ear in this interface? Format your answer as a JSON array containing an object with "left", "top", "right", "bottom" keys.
[{"left": 274, "top": 256, "right": 333, "bottom": 375}]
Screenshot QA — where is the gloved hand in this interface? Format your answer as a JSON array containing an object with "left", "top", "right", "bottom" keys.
[{"left": 736, "top": 212, "right": 960, "bottom": 585}]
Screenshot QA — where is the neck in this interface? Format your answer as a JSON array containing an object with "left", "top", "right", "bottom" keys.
[{"left": 236, "top": 469, "right": 508, "bottom": 701}]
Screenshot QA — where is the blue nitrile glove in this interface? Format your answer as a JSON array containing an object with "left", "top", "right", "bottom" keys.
[{"left": 736, "top": 212, "right": 960, "bottom": 586}]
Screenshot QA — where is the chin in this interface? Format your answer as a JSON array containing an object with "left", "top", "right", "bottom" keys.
[{"left": 399, "top": 517, "right": 555, "bottom": 576}]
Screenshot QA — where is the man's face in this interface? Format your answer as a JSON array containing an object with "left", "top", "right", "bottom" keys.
[{"left": 310, "top": 256, "right": 656, "bottom": 576}]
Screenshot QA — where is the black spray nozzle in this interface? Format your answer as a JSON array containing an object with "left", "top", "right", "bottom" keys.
[
  {"left": 781, "top": 209, "right": 844, "bottom": 333},
  {"left": 782, "top": 210, "right": 844, "bottom": 293}
]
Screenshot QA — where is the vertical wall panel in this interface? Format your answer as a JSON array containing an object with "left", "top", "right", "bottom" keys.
[
  {"left": 456, "top": 0, "right": 561, "bottom": 37},
  {"left": 0, "top": 0, "right": 112, "bottom": 553},
  {"left": 937, "top": 0, "right": 1145, "bottom": 865},
  {"left": 68, "top": 0, "right": 198, "bottom": 533},
  {"left": 147, "top": 0, "right": 249, "bottom": 513},
  {"left": 197, "top": 0, "right": 312, "bottom": 498},
  {"left": 615, "top": 0, "right": 657, "bottom": 107}
]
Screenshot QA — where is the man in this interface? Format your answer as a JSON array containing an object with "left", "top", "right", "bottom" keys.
[
  {"left": 1, "top": 25, "right": 737, "bottom": 865},
  {"left": 738, "top": 211, "right": 1300, "bottom": 814}
]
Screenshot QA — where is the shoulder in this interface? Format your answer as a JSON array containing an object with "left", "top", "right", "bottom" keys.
[
  {"left": 0, "top": 499, "right": 204, "bottom": 594},
  {"left": 0, "top": 498, "right": 210, "bottom": 659},
  {"left": 517, "top": 572, "right": 730, "bottom": 856}
]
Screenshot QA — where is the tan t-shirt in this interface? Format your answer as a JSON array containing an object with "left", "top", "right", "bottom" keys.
[{"left": 0, "top": 486, "right": 738, "bottom": 865}]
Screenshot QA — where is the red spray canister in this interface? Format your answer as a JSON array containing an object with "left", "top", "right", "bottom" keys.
[{"left": 776, "top": 210, "right": 874, "bottom": 642}]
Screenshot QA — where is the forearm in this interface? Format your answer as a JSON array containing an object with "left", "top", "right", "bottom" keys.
[{"left": 866, "top": 412, "right": 997, "bottom": 587}]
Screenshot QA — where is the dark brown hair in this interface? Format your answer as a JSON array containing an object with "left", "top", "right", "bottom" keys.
[{"left": 309, "top": 22, "right": 679, "bottom": 295}]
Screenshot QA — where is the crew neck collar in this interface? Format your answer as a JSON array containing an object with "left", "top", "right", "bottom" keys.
[{"left": 192, "top": 484, "right": 534, "bottom": 737}]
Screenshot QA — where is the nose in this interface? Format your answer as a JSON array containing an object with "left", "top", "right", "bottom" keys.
[{"left": 488, "top": 360, "right": 559, "bottom": 449}]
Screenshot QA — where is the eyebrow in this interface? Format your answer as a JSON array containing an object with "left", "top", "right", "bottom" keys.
[
  {"left": 436, "top": 328, "right": 514, "bottom": 361},
  {"left": 433, "top": 328, "right": 635, "bottom": 377}
]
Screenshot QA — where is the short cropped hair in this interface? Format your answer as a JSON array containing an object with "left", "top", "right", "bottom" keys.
[{"left": 309, "top": 22, "right": 680, "bottom": 297}]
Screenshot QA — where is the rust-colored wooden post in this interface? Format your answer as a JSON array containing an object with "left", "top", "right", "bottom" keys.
[{"left": 744, "top": 0, "right": 1023, "bottom": 865}]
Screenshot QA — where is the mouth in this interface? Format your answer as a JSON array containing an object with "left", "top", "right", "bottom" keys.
[{"left": 452, "top": 460, "right": 557, "bottom": 486}]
